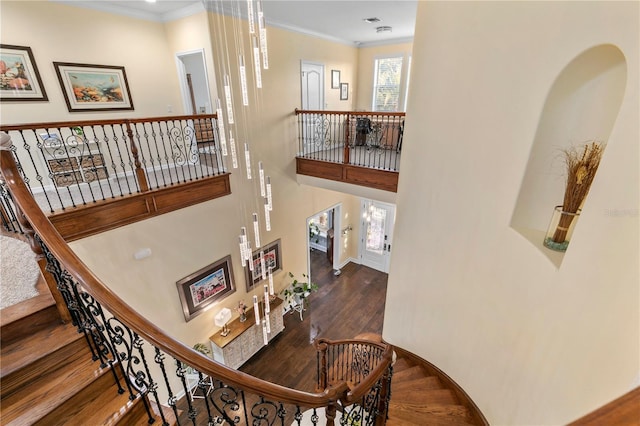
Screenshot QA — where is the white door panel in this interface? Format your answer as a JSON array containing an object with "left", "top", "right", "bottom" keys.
[
  {"left": 300, "top": 61, "right": 325, "bottom": 155},
  {"left": 360, "top": 200, "right": 395, "bottom": 273}
]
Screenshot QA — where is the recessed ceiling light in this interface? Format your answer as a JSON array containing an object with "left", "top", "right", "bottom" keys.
[
  {"left": 145, "top": 0, "right": 156, "bottom": 3},
  {"left": 376, "top": 26, "right": 393, "bottom": 33},
  {"left": 364, "top": 17, "right": 381, "bottom": 24}
]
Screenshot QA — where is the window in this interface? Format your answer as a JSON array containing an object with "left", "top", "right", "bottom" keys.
[{"left": 372, "top": 56, "right": 405, "bottom": 112}]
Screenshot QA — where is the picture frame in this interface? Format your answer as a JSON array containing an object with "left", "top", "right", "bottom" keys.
[
  {"left": 53, "top": 62, "right": 134, "bottom": 112},
  {"left": 245, "top": 239, "right": 282, "bottom": 292},
  {"left": 176, "top": 255, "right": 236, "bottom": 322},
  {"left": 331, "top": 69, "right": 341, "bottom": 89},
  {"left": 0, "top": 44, "right": 48, "bottom": 102},
  {"left": 340, "top": 82, "right": 349, "bottom": 100}
]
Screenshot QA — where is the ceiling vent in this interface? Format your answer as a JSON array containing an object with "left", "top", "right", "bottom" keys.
[
  {"left": 364, "top": 17, "right": 381, "bottom": 23},
  {"left": 376, "top": 26, "right": 393, "bottom": 33}
]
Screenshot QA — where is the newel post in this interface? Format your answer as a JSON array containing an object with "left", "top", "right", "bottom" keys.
[
  {"left": 316, "top": 339, "right": 329, "bottom": 392},
  {"left": 124, "top": 120, "right": 149, "bottom": 192},
  {"left": 0, "top": 132, "right": 71, "bottom": 323}
]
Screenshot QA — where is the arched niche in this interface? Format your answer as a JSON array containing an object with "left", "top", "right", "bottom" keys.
[{"left": 510, "top": 44, "right": 627, "bottom": 267}]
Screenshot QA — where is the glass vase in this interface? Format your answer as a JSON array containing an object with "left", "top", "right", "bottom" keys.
[{"left": 543, "top": 206, "right": 581, "bottom": 252}]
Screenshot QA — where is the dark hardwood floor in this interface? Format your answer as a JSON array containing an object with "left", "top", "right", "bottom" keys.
[
  {"left": 176, "top": 250, "right": 388, "bottom": 423},
  {"left": 240, "top": 249, "right": 387, "bottom": 392}
]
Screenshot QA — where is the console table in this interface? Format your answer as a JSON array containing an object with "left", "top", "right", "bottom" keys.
[{"left": 209, "top": 297, "right": 284, "bottom": 369}]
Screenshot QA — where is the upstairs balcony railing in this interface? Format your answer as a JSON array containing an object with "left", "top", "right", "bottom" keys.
[
  {"left": 1, "top": 134, "right": 394, "bottom": 425},
  {"left": 0, "top": 114, "right": 224, "bottom": 214},
  {"left": 295, "top": 110, "right": 405, "bottom": 172}
]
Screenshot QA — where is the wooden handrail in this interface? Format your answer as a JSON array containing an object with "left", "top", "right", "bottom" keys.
[
  {"left": 0, "top": 132, "right": 388, "bottom": 409},
  {"left": 0, "top": 130, "right": 390, "bottom": 410},
  {"left": 294, "top": 108, "right": 405, "bottom": 118},
  {"left": 0, "top": 114, "right": 218, "bottom": 131}
]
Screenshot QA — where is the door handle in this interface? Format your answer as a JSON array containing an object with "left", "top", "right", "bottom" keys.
[{"left": 387, "top": 244, "right": 391, "bottom": 252}]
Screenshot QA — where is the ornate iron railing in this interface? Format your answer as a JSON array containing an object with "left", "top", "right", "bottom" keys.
[
  {"left": 295, "top": 109, "right": 405, "bottom": 172},
  {"left": 0, "top": 177, "right": 23, "bottom": 234},
  {"left": 0, "top": 115, "right": 224, "bottom": 214},
  {"left": 316, "top": 338, "right": 393, "bottom": 425},
  {"left": 1, "top": 133, "right": 394, "bottom": 425}
]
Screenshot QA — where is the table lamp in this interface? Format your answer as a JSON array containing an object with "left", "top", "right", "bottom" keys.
[{"left": 214, "top": 307, "right": 232, "bottom": 337}]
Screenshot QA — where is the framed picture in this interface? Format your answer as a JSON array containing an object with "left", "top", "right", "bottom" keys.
[
  {"left": 245, "top": 239, "right": 282, "bottom": 291},
  {"left": 176, "top": 255, "right": 236, "bottom": 322},
  {"left": 0, "top": 44, "right": 48, "bottom": 102},
  {"left": 331, "top": 69, "right": 341, "bottom": 89},
  {"left": 340, "top": 83, "right": 349, "bottom": 100},
  {"left": 53, "top": 62, "right": 134, "bottom": 112}
]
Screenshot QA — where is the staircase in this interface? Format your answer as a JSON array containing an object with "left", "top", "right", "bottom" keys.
[
  {"left": 0, "top": 268, "right": 164, "bottom": 425},
  {"left": 387, "top": 351, "right": 479, "bottom": 425},
  {"left": 351, "top": 333, "right": 486, "bottom": 425}
]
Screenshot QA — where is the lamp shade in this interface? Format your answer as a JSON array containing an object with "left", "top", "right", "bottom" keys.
[{"left": 214, "top": 307, "right": 232, "bottom": 327}]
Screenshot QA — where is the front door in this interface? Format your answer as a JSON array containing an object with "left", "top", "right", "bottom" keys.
[
  {"left": 359, "top": 200, "right": 395, "bottom": 273},
  {"left": 300, "top": 61, "right": 325, "bottom": 155}
]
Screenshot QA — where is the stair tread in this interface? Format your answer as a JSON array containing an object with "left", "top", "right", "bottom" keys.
[
  {"left": 392, "top": 357, "right": 415, "bottom": 372},
  {"left": 391, "top": 388, "right": 459, "bottom": 405},
  {"left": 393, "top": 365, "right": 429, "bottom": 381},
  {"left": 389, "top": 401, "right": 472, "bottom": 416},
  {"left": 387, "top": 415, "right": 476, "bottom": 426},
  {"left": 1, "top": 350, "right": 110, "bottom": 425},
  {"left": 0, "top": 321, "right": 82, "bottom": 378},
  {"left": 392, "top": 375, "right": 443, "bottom": 392},
  {"left": 60, "top": 391, "right": 150, "bottom": 426},
  {"left": 389, "top": 401, "right": 474, "bottom": 425},
  {"left": 0, "top": 292, "right": 55, "bottom": 329}
]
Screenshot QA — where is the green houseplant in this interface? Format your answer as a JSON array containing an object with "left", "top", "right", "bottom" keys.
[
  {"left": 182, "top": 342, "right": 211, "bottom": 374},
  {"left": 281, "top": 272, "right": 318, "bottom": 309}
]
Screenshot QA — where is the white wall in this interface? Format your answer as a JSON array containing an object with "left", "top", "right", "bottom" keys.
[{"left": 384, "top": 2, "right": 639, "bottom": 425}]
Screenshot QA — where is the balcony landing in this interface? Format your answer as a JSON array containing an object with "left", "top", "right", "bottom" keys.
[{"left": 296, "top": 157, "right": 398, "bottom": 193}]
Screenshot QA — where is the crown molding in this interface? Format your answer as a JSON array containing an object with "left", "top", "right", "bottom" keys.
[{"left": 52, "top": 1, "right": 205, "bottom": 23}]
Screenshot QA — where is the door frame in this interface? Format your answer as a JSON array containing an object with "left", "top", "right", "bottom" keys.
[
  {"left": 175, "top": 49, "right": 213, "bottom": 114},
  {"left": 300, "top": 60, "right": 325, "bottom": 110},
  {"left": 306, "top": 203, "right": 342, "bottom": 282}
]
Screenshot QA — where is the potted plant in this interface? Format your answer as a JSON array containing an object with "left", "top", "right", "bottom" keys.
[
  {"left": 281, "top": 272, "right": 318, "bottom": 314},
  {"left": 309, "top": 221, "right": 320, "bottom": 244},
  {"left": 182, "top": 342, "right": 211, "bottom": 374}
]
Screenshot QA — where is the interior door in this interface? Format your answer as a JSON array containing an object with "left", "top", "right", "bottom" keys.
[
  {"left": 359, "top": 199, "right": 395, "bottom": 273},
  {"left": 300, "top": 61, "right": 325, "bottom": 154}
]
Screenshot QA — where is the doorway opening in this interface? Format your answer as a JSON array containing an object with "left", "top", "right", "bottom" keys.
[
  {"left": 176, "top": 49, "right": 212, "bottom": 114},
  {"left": 307, "top": 204, "right": 341, "bottom": 285}
]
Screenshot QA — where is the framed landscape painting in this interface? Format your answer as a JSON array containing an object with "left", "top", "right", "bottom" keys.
[
  {"left": 53, "top": 62, "right": 134, "bottom": 112},
  {"left": 0, "top": 44, "right": 48, "bottom": 102},
  {"left": 176, "top": 255, "right": 236, "bottom": 322},
  {"left": 245, "top": 239, "right": 282, "bottom": 291}
]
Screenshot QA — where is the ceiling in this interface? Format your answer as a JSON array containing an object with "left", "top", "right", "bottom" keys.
[{"left": 55, "top": 0, "right": 417, "bottom": 46}]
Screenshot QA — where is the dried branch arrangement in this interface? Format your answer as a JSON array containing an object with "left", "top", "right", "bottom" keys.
[{"left": 546, "top": 141, "right": 604, "bottom": 249}]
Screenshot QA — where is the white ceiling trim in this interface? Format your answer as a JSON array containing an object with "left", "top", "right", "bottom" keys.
[{"left": 53, "top": 0, "right": 205, "bottom": 23}]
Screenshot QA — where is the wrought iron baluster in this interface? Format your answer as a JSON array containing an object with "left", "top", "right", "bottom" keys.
[
  {"left": 134, "top": 334, "right": 169, "bottom": 426},
  {"left": 155, "top": 347, "right": 182, "bottom": 425}
]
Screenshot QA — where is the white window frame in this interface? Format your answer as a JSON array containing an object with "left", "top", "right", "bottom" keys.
[{"left": 371, "top": 53, "right": 411, "bottom": 112}]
